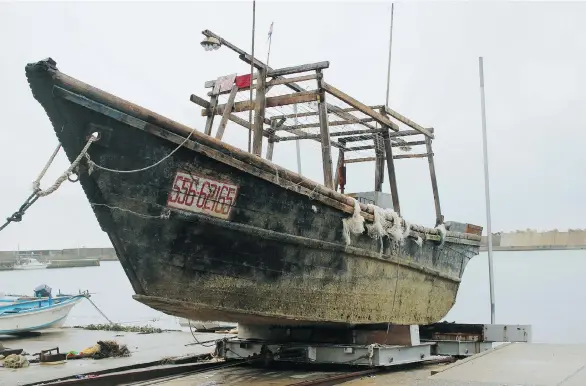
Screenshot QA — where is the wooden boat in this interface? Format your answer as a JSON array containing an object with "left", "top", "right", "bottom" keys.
[
  {"left": 0, "top": 295, "right": 83, "bottom": 334},
  {"left": 25, "top": 33, "right": 481, "bottom": 327}
]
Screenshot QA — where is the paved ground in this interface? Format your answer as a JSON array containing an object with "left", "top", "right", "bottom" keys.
[
  {"left": 5, "top": 334, "right": 586, "bottom": 386},
  {"left": 154, "top": 343, "right": 586, "bottom": 386},
  {"left": 0, "top": 328, "right": 225, "bottom": 386}
]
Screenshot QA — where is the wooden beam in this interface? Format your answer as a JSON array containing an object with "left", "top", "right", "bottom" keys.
[
  {"left": 382, "top": 129, "right": 400, "bottom": 215},
  {"left": 384, "top": 106, "right": 429, "bottom": 136},
  {"left": 389, "top": 128, "right": 433, "bottom": 137},
  {"left": 201, "top": 90, "right": 319, "bottom": 116},
  {"left": 188, "top": 94, "right": 217, "bottom": 136},
  {"left": 266, "top": 61, "right": 330, "bottom": 77},
  {"left": 238, "top": 53, "right": 384, "bottom": 137},
  {"left": 215, "top": 85, "right": 239, "bottom": 140},
  {"left": 268, "top": 73, "right": 318, "bottom": 87},
  {"left": 344, "top": 153, "right": 430, "bottom": 162},
  {"left": 276, "top": 118, "right": 375, "bottom": 132},
  {"left": 345, "top": 157, "right": 377, "bottom": 164},
  {"left": 425, "top": 137, "right": 443, "bottom": 226},
  {"left": 277, "top": 128, "right": 388, "bottom": 142},
  {"left": 253, "top": 68, "right": 267, "bottom": 156},
  {"left": 317, "top": 70, "right": 334, "bottom": 189},
  {"left": 346, "top": 140, "right": 427, "bottom": 151},
  {"left": 394, "top": 153, "right": 430, "bottom": 159},
  {"left": 321, "top": 82, "right": 402, "bottom": 131},
  {"left": 190, "top": 94, "right": 274, "bottom": 138},
  {"left": 270, "top": 105, "right": 385, "bottom": 120},
  {"left": 206, "top": 74, "right": 311, "bottom": 97}
]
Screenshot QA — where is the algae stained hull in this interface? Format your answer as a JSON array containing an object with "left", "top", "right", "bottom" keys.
[{"left": 25, "top": 58, "right": 481, "bottom": 326}]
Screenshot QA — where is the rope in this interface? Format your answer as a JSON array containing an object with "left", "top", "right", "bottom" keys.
[
  {"left": 32, "top": 143, "right": 61, "bottom": 191},
  {"left": 0, "top": 193, "right": 39, "bottom": 233},
  {"left": 188, "top": 320, "right": 218, "bottom": 347},
  {"left": 34, "top": 137, "right": 96, "bottom": 197},
  {"left": 90, "top": 203, "right": 170, "bottom": 220},
  {"left": 84, "top": 296, "right": 114, "bottom": 325},
  {"left": 86, "top": 128, "right": 196, "bottom": 174}
]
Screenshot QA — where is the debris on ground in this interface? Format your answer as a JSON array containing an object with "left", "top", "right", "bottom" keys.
[
  {"left": 74, "top": 324, "right": 164, "bottom": 334},
  {"left": 92, "top": 340, "right": 131, "bottom": 359},
  {"left": 3, "top": 354, "right": 29, "bottom": 368}
]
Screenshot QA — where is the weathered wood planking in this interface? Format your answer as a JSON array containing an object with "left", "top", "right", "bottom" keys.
[
  {"left": 253, "top": 68, "right": 267, "bottom": 156},
  {"left": 425, "top": 137, "right": 443, "bottom": 226},
  {"left": 317, "top": 70, "right": 334, "bottom": 189},
  {"left": 200, "top": 90, "right": 319, "bottom": 116},
  {"left": 276, "top": 118, "right": 375, "bottom": 132},
  {"left": 215, "top": 85, "right": 239, "bottom": 140}
]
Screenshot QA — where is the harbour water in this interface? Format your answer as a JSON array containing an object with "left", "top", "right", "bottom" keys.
[{"left": 0, "top": 250, "right": 583, "bottom": 343}]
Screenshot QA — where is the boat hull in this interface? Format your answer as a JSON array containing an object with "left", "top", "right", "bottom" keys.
[
  {"left": 13, "top": 264, "right": 48, "bottom": 270},
  {"left": 25, "top": 59, "right": 481, "bottom": 326},
  {"left": 0, "top": 297, "right": 82, "bottom": 334}
]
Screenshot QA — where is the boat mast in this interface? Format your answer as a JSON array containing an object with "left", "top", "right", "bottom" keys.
[
  {"left": 479, "top": 56, "right": 496, "bottom": 324},
  {"left": 248, "top": 1, "right": 256, "bottom": 154},
  {"left": 385, "top": 3, "right": 395, "bottom": 108}
]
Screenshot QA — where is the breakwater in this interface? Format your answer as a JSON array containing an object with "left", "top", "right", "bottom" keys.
[
  {"left": 481, "top": 229, "right": 586, "bottom": 251},
  {"left": 0, "top": 248, "right": 117, "bottom": 263}
]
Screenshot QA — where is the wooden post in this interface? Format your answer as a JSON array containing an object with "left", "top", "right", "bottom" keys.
[
  {"left": 215, "top": 85, "right": 239, "bottom": 140},
  {"left": 253, "top": 67, "right": 267, "bottom": 156},
  {"left": 380, "top": 108, "right": 399, "bottom": 213},
  {"left": 204, "top": 94, "right": 218, "bottom": 135},
  {"left": 373, "top": 128, "right": 384, "bottom": 192},
  {"left": 425, "top": 136, "right": 443, "bottom": 226},
  {"left": 266, "top": 120, "right": 276, "bottom": 161},
  {"left": 334, "top": 139, "right": 346, "bottom": 192},
  {"left": 317, "top": 70, "right": 334, "bottom": 189},
  {"left": 382, "top": 130, "right": 400, "bottom": 214}
]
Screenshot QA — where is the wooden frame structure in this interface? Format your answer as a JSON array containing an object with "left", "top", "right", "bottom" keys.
[{"left": 190, "top": 30, "right": 443, "bottom": 225}]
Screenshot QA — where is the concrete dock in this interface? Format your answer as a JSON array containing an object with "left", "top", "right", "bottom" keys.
[
  {"left": 3, "top": 331, "right": 586, "bottom": 385},
  {"left": 0, "top": 328, "right": 226, "bottom": 386},
  {"left": 129, "top": 343, "right": 586, "bottom": 385}
]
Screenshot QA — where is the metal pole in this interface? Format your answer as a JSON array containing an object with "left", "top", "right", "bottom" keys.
[
  {"left": 247, "top": 0, "right": 256, "bottom": 154},
  {"left": 385, "top": 3, "right": 395, "bottom": 108},
  {"left": 479, "top": 56, "right": 495, "bottom": 324},
  {"left": 294, "top": 104, "right": 302, "bottom": 174}
]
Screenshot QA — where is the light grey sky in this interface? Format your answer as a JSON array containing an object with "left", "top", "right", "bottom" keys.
[{"left": 0, "top": 1, "right": 584, "bottom": 250}]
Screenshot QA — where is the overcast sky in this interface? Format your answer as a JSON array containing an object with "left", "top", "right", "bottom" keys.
[{"left": 0, "top": 1, "right": 584, "bottom": 250}]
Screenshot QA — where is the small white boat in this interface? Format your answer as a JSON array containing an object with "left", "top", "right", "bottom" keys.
[
  {"left": 0, "top": 285, "right": 83, "bottom": 334},
  {"left": 13, "top": 258, "right": 48, "bottom": 270}
]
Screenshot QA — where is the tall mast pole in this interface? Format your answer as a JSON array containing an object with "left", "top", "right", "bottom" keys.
[
  {"left": 479, "top": 56, "right": 496, "bottom": 324},
  {"left": 248, "top": 1, "right": 256, "bottom": 154},
  {"left": 385, "top": 3, "right": 395, "bottom": 108}
]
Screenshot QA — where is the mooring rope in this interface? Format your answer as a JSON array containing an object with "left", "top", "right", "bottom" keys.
[
  {"left": 85, "top": 127, "right": 196, "bottom": 175},
  {"left": 1, "top": 136, "right": 96, "bottom": 233},
  {"left": 83, "top": 295, "right": 114, "bottom": 325},
  {"left": 33, "top": 136, "right": 96, "bottom": 197}
]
